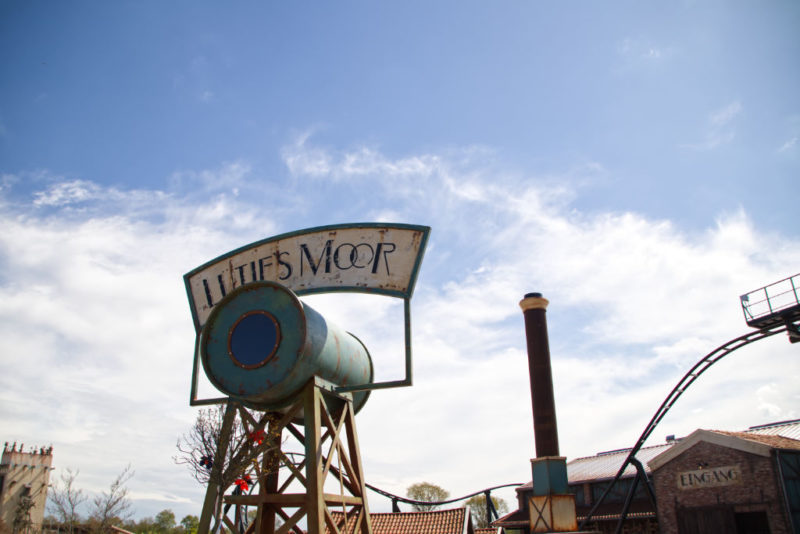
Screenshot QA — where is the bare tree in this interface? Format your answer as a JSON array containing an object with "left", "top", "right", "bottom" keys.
[
  {"left": 174, "top": 405, "right": 280, "bottom": 489},
  {"left": 175, "top": 404, "right": 285, "bottom": 534},
  {"left": 175, "top": 406, "right": 231, "bottom": 485},
  {"left": 88, "top": 464, "right": 134, "bottom": 533},
  {"left": 47, "top": 468, "right": 87, "bottom": 534}
]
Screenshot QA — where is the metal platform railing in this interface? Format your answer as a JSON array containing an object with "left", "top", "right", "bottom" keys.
[{"left": 740, "top": 272, "right": 800, "bottom": 330}]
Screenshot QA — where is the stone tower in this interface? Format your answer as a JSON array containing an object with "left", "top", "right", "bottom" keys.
[{"left": 0, "top": 443, "right": 54, "bottom": 534}]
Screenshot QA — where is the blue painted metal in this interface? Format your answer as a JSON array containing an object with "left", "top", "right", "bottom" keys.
[
  {"left": 200, "top": 281, "right": 373, "bottom": 412},
  {"left": 531, "top": 457, "right": 569, "bottom": 496}
]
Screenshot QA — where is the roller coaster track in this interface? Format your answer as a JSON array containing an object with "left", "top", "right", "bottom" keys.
[
  {"left": 365, "top": 482, "right": 523, "bottom": 526},
  {"left": 579, "top": 322, "right": 791, "bottom": 533},
  {"left": 242, "top": 451, "right": 523, "bottom": 526}
]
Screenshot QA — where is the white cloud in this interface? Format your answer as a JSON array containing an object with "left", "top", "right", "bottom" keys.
[
  {"left": 2, "top": 146, "right": 798, "bottom": 519},
  {"left": 682, "top": 100, "right": 743, "bottom": 151},
  {"left": 616, "top": 37, "right": 674, "bottom": 64},
  {"left": 281, "top": 132, "right": 334, "bottom": 178},
  {"left": 710, "top": 101, "right": 742, "bottom": 127},
  {"left": 168, "top": 161, "right": 251, "bottom": 194},
  {"left": 33, "top": 179, "right": 102, "bottom": 206},
  {"left": 281, "top": 131, "right": 482, "bottom": 187},
  {"left": 778, "top": 136, "right": 797, "bottom": 153}
]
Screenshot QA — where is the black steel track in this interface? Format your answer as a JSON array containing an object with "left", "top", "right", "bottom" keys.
[
  {"left": 365, "top": 482, "right": 524, "bottom": 508},
  {"left": 366, "top": 482, "right": 523, "bottom": 526},
  {"left": 579, "top": 322, "right": 789, "bottom": 532}
]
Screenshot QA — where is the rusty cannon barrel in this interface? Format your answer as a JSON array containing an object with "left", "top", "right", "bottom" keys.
[{"left": 199, "top": 281, "right": 373, "bottom": 412}]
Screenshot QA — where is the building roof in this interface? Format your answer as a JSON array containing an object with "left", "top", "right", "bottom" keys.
[
  {"left": 565, "top": 443, "right": 674, "bottom": 483},
  {"left": 327, "top": 507, "right": 474, "bottom": 534},
  {"left": 716, "top": 430, "right": 800, "bottom": 450},
  {"left": 745, "top": 418, "right": 800, "bottom": 441},
  {"left": 492, "top": 508, "right": 528, "bottom": 528},
  {"left": 513, "top": 420, "right": 800, "bottom": 489},
  {"left": 514, "top": 442, "right": 675, "bottom": 492},
  {"left": 648, "top": 428, "right": 800, "bottom": 471}
]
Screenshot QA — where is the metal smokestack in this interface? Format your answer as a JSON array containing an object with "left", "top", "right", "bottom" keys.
[{"left": 519, "top": 292, "right": 560, "bottom": 458}]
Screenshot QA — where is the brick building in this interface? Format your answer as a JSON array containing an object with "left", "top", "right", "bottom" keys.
[
  {"left": 0, "top": 443, "right": 54, "bottom": 534},
  {"left": 648, "top": 429, "right": 800, "bottom": 533},
  {"left": 494, "top": 420, "right": 800, "bottom": 534}
]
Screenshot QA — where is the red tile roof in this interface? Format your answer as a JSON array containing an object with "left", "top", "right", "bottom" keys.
[
  {"left": 712, "top": 431, "right": 800, "bottom": 450},
  {"left": 492, "top": 508, "right": 528, "bottom": 528},
  {"left": 327, "top": 507, "right": 473, "bottom": 534}
]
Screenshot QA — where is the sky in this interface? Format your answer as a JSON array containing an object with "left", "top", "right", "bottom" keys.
[{"left": 1, "top": 0, "right": 799, "bottom": 523}]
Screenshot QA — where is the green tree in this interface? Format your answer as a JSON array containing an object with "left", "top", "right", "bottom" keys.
[
  {"left": 465, "top": 494, "right": 509, "bottom": 529},
  {"left": 406, "top": 482, "right": 449, "bottom": 512},
  {"left": 128, "top": 516, "right": 155, "bottom": 533},
  {"left": 180, "top": 515, "right": 199, "bottom": 534},
  {"left": 154, "top": 510, "right": 176, "bottom": 533}
]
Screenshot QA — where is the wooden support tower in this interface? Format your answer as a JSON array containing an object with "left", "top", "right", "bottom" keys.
[{"left": 197, "top": 378, "right": 373, "bottom": 534}]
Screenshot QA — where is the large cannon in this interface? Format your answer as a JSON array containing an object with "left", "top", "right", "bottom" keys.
[{"left": 200, "top": 281, "right": 373, "bottom": 412}]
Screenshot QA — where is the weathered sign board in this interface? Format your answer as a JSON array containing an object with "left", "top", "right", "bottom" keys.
[
  {"left": 185, "top": 223, "right": 430, "bottom": 331},
  {"left": 677, "top": 465, "right": 742, "bottom": 490}
]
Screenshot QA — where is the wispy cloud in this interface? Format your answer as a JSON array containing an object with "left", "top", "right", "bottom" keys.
[
  {"left": 778, "top": 136, "right": 797, "bottom": 153},
  {"left": 710, "top": 101, "right": 742, "bottom": 126},
  {"left": 281, "top": 131, "right": 335, "bottom": 178},
  {"left": 681, "top": 100, "right": 742, "bottom": 151},
  {"left": 168, "top": 160, "right": 251, "bottom": 194},
  {"left": 281, "top": 131, "right": 444, "bottom": 183},
  {"left": 33, "top": 179, "right": 103, "bottom": 207},
  {"left": 617, "top": 37, "right": 674, "bottom": 64}
]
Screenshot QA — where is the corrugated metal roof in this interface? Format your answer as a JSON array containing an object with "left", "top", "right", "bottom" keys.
[
  {"left": 566, "top": 443, "right": 674, "bottom": 483},
  {"left": 744, "top": 419, "right": 800, "bottom": 441}
]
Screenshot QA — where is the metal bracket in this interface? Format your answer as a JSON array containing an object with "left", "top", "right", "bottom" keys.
[{"left": 336, "top": 298, "right": 414, "bottom": 393}]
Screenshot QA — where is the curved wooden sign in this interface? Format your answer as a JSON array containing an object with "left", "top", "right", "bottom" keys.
[{"left": 184, "top": 223, "right": 430, "bottom": 331}]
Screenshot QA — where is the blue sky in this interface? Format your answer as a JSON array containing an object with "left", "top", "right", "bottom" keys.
[{"left": 1, "top": 0, "right": 799, "bottom": 522}]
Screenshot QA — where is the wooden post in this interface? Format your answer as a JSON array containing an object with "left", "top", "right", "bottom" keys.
[
  {"left": 199, "top": 379, "right": 372, "bottom": 534},
  {"left": 198, "top": 400, "right": 237, "bottom": 534},
  {"left": 257, "top": 418, "right": 282, "bottom": 534},
  {"left": 304, "top": 382, "right": 325, "bottom": 534}
]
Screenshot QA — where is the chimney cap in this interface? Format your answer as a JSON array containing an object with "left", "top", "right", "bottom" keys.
[{"left": 519, "top": 293, "right": 549, "bottom": 311}]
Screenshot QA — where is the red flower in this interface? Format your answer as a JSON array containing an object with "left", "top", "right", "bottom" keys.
[{"left": 249, "top": 429, "right": 266, "bottom": 445}]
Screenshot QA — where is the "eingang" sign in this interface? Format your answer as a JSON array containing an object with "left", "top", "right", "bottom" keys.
[{"left": 677, "top": 465, "right": 742, "bottom": 490}]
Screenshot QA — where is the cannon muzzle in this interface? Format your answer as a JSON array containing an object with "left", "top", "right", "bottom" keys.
[{"left": 200, "top": 281, "right": 373, "bottom": 412}]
